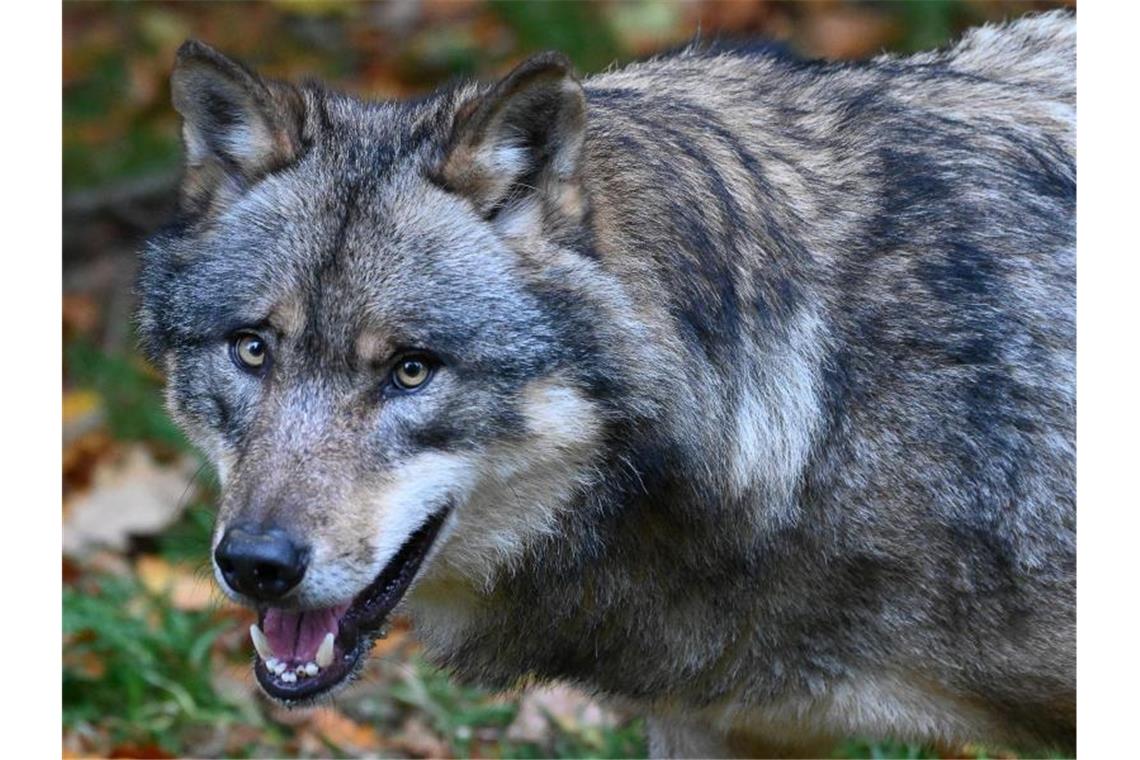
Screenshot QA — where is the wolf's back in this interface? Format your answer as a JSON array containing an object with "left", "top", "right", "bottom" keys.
[{"left": 935, "top": 10, "right": 1075, "bottom": 101}]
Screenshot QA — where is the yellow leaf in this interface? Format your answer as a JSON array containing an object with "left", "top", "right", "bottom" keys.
[
  {"left": 136, "top": 555, "right": 216, "bottom": 611},
  {"left": 310, "top": 708, "right": 382, "bottom": 752},
  {"left": 62, "top": 389, "right": 102, "bottom": 425}
]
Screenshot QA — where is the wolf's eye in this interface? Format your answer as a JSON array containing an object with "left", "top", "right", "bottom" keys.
[
  {"left": 391, "top": 355, "right": 433, "bottom": 391},
  {"left": 231, "top": 333, "right": 269, "bottom": 373}
]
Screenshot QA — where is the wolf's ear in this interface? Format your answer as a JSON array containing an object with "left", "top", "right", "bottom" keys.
[
  {"left": 439, "top": 52, "right": 586, "bottom": 222},
  {"left": 171, "top": 40, "right": 305, "bottom": 211}
]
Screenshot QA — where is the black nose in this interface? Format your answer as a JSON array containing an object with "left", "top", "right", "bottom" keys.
[{"left": 214, "top": 524, "right": 308, "bottom": 601}]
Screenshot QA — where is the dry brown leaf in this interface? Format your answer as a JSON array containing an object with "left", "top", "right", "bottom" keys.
[
  {"left": 63, "top": 556, "right": 83, "bottom": 585},
  {"left": 61, "top": 744, "right": 87, "bottom": 760},
  {"left": 64, "top": 632, "right": 106, "bottom": 679},
  {"left": 62, "top": 292, "right": 101, "bottom": 338},
  {"left": 506, "top": 684, "right": 617, "bottom": 744},
  {"left": 107, "top": 742, "right": 175, "bottom": 759},
  {"left": 310, "top": 708, "right": 384, "bottom": 754},
  {"left": 63, "top": 444, "right": 197, "bottom": 557},
  {"left": 63, "top": 431, "right": 115, "bottom": 508},
  {"left": 86, "top": 548, "right": 133, "bottom": 578},
  {"left": 211, "top": 661, "right": 257, "bottom": 706},
  {"left": 395, "top": 715, "right": 450, "bottom": 759},
  {"left": 370, "top": 624, "right": 411, "bottom": 658},
  {"left": 135, "top": 555, "right": 217, "bottom": 611}
]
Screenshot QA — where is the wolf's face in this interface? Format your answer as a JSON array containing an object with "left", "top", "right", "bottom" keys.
[{"left": 139, "top": 42, "right": 637, "bottom": 703}]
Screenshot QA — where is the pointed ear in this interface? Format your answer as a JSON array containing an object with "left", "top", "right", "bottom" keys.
[
  {"left": 170, "top": 40, "right": 306, "bottom": 212},
  {"left": 439, "top": 52, "right": 587, "bottom": 222}
]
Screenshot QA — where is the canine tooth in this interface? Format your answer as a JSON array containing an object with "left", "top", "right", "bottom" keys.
[
  {"left": 316, "top": 632, "right": 335, "bottom": 668},
  {"left": 250, "top": 624, "right": 274, "bottom": 661},
  {"left": 302, "top": 662, "right": 319, "bottom": 677},
  {"left": 281, "top": 671, "right": 297, "bottom": 684},
  {"left": 269, "top": 659, "right": 287, "bottom": 675}
]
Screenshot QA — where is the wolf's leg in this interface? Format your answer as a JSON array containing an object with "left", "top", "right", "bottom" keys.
[
  {"left": 646, "top": 715, "right": 733, "bottom": 759},
  {"left": 646, "top": 714, "right": 837, "bottom": 759}
]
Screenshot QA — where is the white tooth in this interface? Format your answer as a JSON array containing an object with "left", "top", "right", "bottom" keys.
[
  {"left": 302, "top": 662, "right": 319, "bottom": 677},
  {"left": 281, "top": 671, "right": 297, "bottom": 684},
  {"left": 316, "top": 632, "right": 335, "bottom": 668},
  {"left": 266, "top": 657, "right": 280, "bottom": 671},
  {"left": 271, "top": 660, "right": 287, "bottom": 675},
  {"left": 250, "top": 625, "right": 274, "bottom": 661}
]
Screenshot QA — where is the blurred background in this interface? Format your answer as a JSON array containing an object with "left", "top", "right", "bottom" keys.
[{"left": 63, "top": 2, "right": 1073, "bottom": 758}]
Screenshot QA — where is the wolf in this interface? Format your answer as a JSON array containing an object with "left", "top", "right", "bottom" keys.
[{"left": 136, "top": 10, "right": 1075, "bottom": 757}]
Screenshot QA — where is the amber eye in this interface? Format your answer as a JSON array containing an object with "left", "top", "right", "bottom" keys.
[
  {"left": 391, "top": 356, "right": 433, "bottom": 391},
  {"left": 231, "top": 333, "right": 269, "bottom": 372}
]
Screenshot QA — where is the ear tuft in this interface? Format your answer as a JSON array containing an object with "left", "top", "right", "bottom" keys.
[
  {"left": 170, "top": 40, "right": 305, "bottom": 212},
  {"left": 439, "top": 52, "right": 586, "bottom": 220}
]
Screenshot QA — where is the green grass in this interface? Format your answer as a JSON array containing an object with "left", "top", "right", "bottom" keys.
[
  {"left": 388, "top": 655, "right": 648, "bottom": 759},
  {"left": 63, "top": 573, "right": 280, "bottom": 757},
  {"left": 65, "top": 339, "right": 189, "bottom": 452}
]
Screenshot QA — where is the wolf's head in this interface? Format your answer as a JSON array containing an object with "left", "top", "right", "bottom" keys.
[{"left": 137, "top": 41, "right": 658, "bottom": 703}]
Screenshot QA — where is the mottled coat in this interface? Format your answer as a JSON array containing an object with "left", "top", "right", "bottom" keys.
[{"left": 138, "top": 11, "right": 1075, "bottom": 757}]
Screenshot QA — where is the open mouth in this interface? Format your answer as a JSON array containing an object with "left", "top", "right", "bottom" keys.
[{"left": 247, "top": 508, "right": 450, "bottom": 704}]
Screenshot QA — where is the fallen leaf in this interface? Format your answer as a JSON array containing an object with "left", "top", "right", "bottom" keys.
[
  {"left": 310, "top": 707, "right": 384, "bottom": 754},
  {"left": 62, "top": 292, "right": 101, "bottom": 338},
  {"left": 211, "top": 661, "right": 257, "bottom": 707},
  {"left": 370, "top": 617, "right": 412, "bottom": 658},
  {"left": 63, "top": 444, "right": 198, "bottom": 557},
  {"left": 62, "top": 390, "right": 106, "bottom": 446},
  {"left": 135, "top": 554, "right": 217, "bottom": 610},
  {"left": 63, "top": 556, "right": 83, "bottom": 585},
  {"left": 64, "top": 631, "right": 106, "bottom": 679},
  {"left": 86, "top": 548, "right": 133, "bottom": 578},
  {"left": 63, "top": 430, "right": 114, "bottom": 505},
  {"left": 394, "top": 715, "right": 450, "bottom": 759},
  {"left": 106, "top": 742, "right": 175, "bottom": 759},
  {"left": 506, "top": 684, "right": 618, "bottom": 744}
]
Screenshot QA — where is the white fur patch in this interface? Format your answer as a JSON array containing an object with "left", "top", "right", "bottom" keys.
[
  {"left": 372, "top": 451, "right": 478, "bottom": 567},
  {"left": 728, "top": 309, "right": 826, "bottom": 518},
  {"left": 286, "top": 451, "right": 478, "bottom": 609},
  {"left": 434, "top": 381, "right": 602, "bottom": 588},
  {"left": 409, "top": 381, "right": 604, "bottom": 655}
]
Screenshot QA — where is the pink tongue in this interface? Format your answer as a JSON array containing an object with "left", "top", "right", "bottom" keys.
[{"left": 262, "top": 604, "right": 349, "bottom": 663}]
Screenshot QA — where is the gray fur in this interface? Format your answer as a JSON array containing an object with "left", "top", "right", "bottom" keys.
[{"left": 138, "top": 11, "right": 1075, "bottom": 756}]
